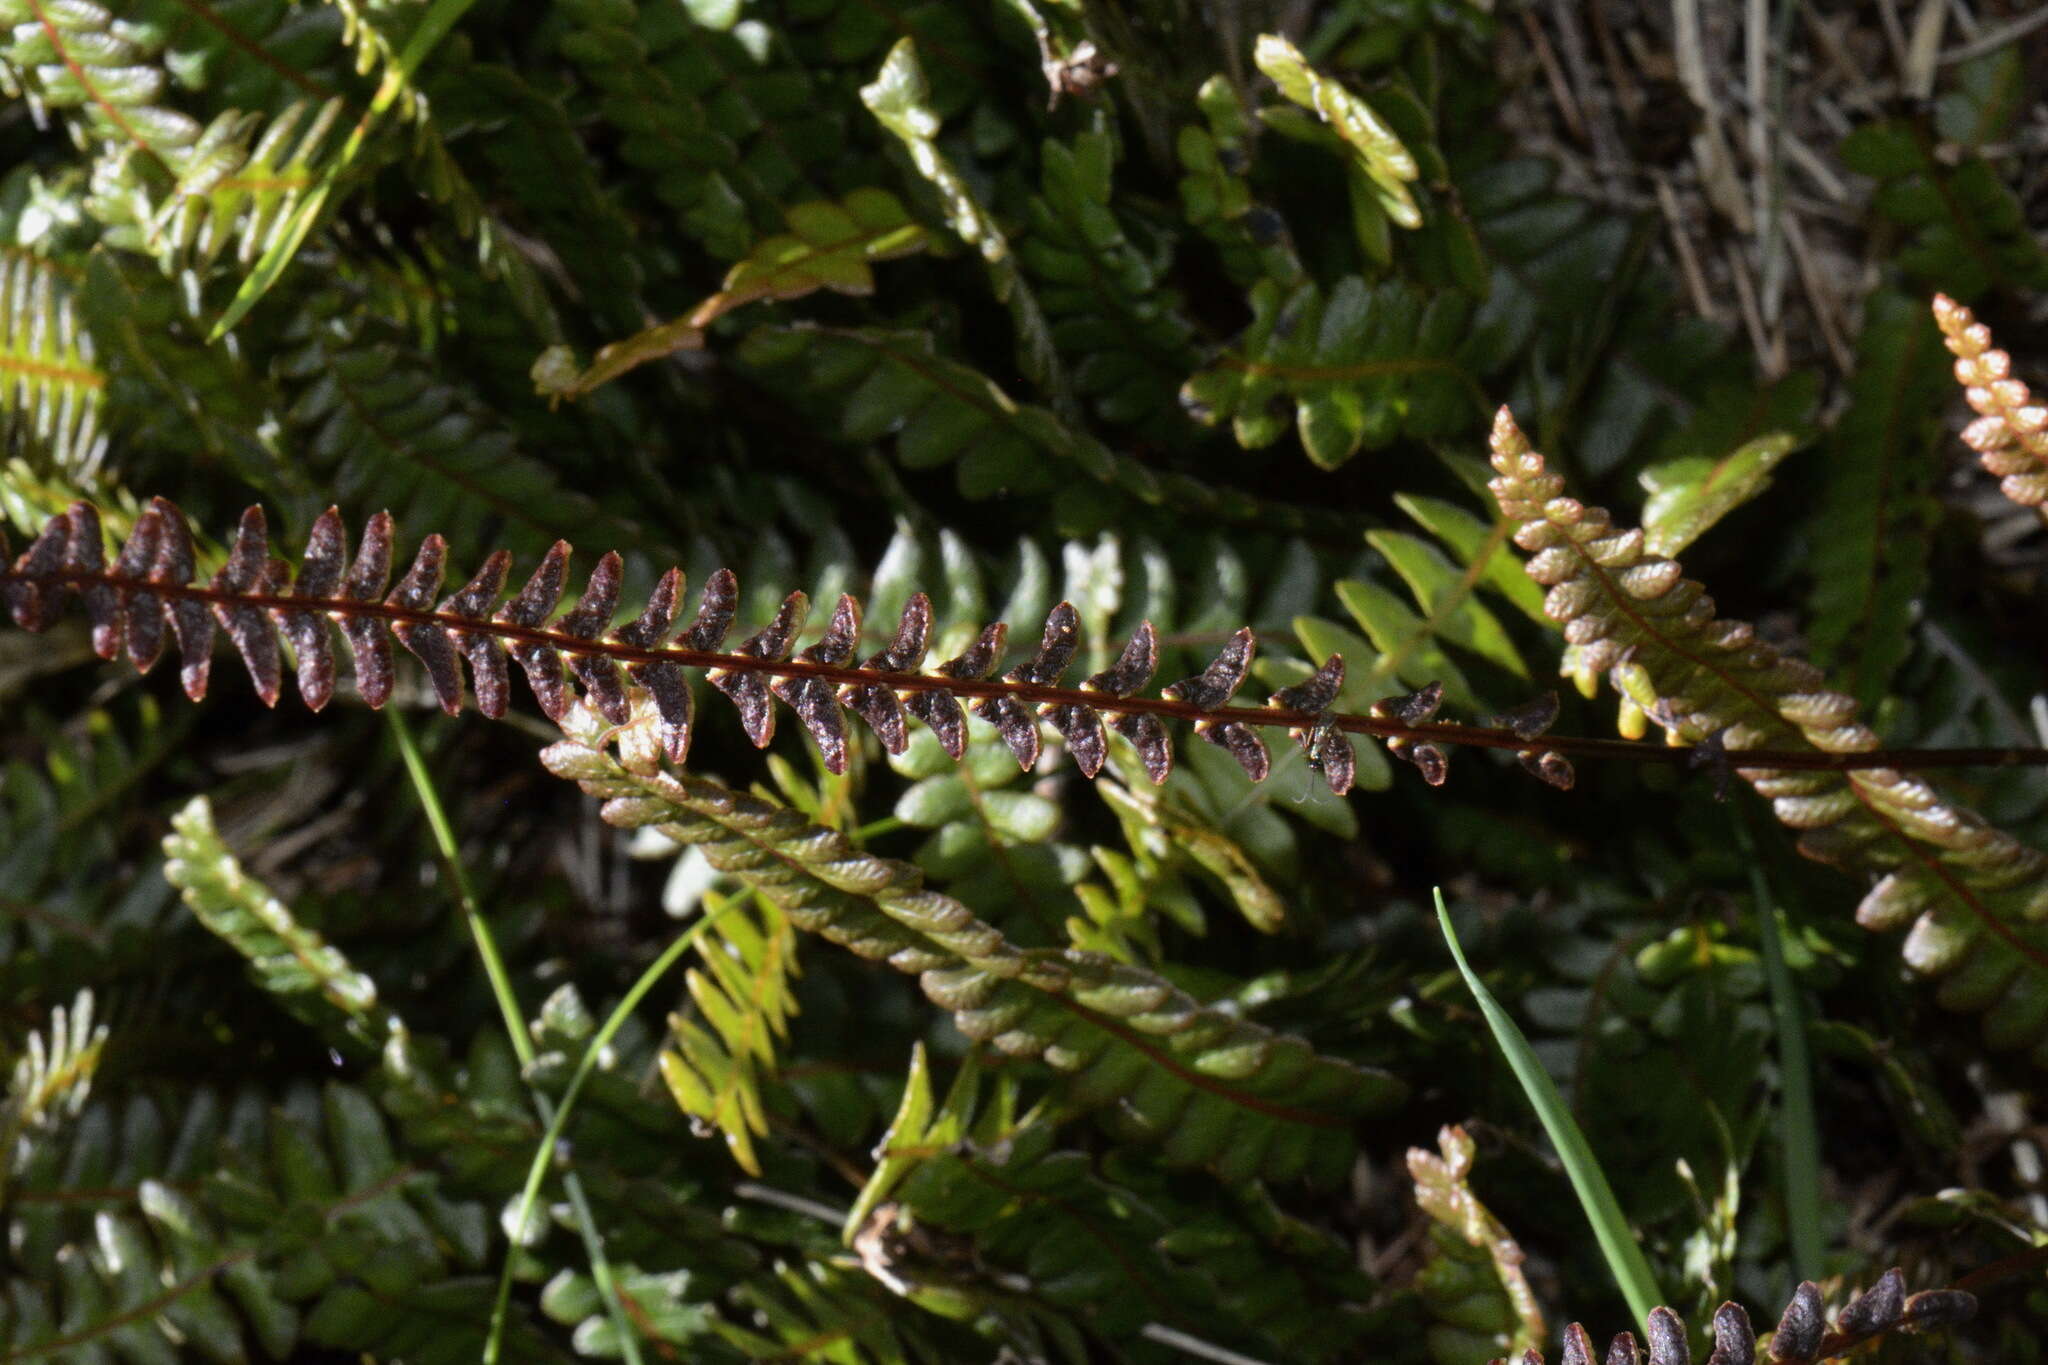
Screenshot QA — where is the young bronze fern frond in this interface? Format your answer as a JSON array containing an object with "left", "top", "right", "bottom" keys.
[
  {"left": 7, "top": 499, "right": 2044, "bottom": 802},
  {"left": 543, "top": 696, "right": 1404, "bottom": 1184},
  {"left": 1932, "top": 293, "right": 2048, "bottom": 519},
  {"left": 1487, "top": 407, "right": 2048, "bottom": 1060}
]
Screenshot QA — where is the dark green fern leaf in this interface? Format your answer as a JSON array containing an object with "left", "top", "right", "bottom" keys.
[
  {"left": 1021, "top": 130, "right": 1196, "bottom": 435},
  {"left": 1842, "top": 119, "right": 2048, "bottom": 302},
  {"left": 1807, "top": 291, "right": 1948, "bottom": 708},
  {"left": 1181, "top": 275, "right": 1488, "bottom": 468}
]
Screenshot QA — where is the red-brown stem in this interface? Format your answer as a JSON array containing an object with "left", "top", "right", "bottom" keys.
[{"left": 9, "top": 564, "right": 2048, "bottom": 775}]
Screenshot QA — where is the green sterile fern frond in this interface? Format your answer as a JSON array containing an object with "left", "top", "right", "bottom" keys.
[
  {"left": 539, "top": 1265, "right": 710, "bottom": 1357},
  {"left": 162, "top": 795, "right": 387, "bottom": 1049},
  {"left": 1289, "top": 469, "right": 1545, "bottom": 738},
  {"left": 0, "top": 251, "right": 105, "bottom": 476},
  {"left": 735, "top": 322, "right": 1351, "bottom": 536},
  {"left": 1176, "top": 75, "right": 1306, "bottom": 291},
  {"left": 1181, "top": 276, "right": 1489, "bottom": 469},
  {"left": 1253, "top": 33, "right": 1422, "bottom": 238},
  {"left": 320, "top": 0, "right": 424, "bottom": 116},
  {"left": 1934, "top": 292, "right": 2048, "bottom": 520},
  {"left": 1486, "top": 406, "right": 2048, "bottom": 1059},
  {"left": 3, "top": 1080, "right": 518, "bottom": 1364},
  {"left": 0, "top": 695, "right": 189, "bottom": 1000},
  {"left": 1021, "top": 130, "right": 1196, "bottom": 435},
  {"left": 892, "top": 725, "right": 1078, "bottom": 937},
  {"left": 0, "top": 0, "right": 206, "bottom": 173},
  {"left": 1637, "top": 429, "right": 1801, "bottom": 561},
  {"left": 153, "top": 95, "right": 346, "bottom": 273},
  {"left": 691, "top": 190, "right": 929, "bottom": 328},
  {"left": 278, "top": 291, "right": 624, "bottom": 556},
  {"left": 0, "top": 0, "right": 357, "bottom": 275},
  {"left": 1460, "top": 155, "right": 1754, "bottom": 476},
  {"left": 72, "top": 254, "right": 292, "bottom": 482},
  {"left": 849, "top": 1046, "right": 1379, "bottom": 1360},
  {"left": 425, "top": 59, "right": 642, "bottom": 335},
  {"left": 0, "top": 989, "right": 106, "bottom": 1200},
  {"left": 1843, "top": 119, "right": 2048, "bottom": 302},
  {"left": 657, "top": 888, "right": 799, "bottom": 1177},
  {"left": 1331, "top": 523, "right": 1537, "bottom": 709},
  {"left": 860, "top": 37, "right": 1063, "bottom": 401},
  {"left": 717, "top": 1259, "right": 921, "bottom": 1363},
  {"left": 380, "top": 1023, "right": 748, "bottom": 1258},
  {"left": 554, "top": 0, "right": 842, "bottom": 262},
  {"left": 1808, "top": 291, "right": 1948, "bottom": 705},
  {"left": 870, "top": 518, "right": 1352, "bottom": 937}
]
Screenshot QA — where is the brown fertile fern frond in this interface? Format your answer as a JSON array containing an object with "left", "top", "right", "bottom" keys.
[
  {"left": 1495, "top": 1268, "right": 1973, "bottom": 1365},
  {"left": 1932, "top": 294, "right": 2048, "bottom": 519},
  {"left": 3, "top": 498, "right": 2046, "bottom": 796},
  {"left": 1487, "top": 408, "right": 2048, "bottom": 1059}
]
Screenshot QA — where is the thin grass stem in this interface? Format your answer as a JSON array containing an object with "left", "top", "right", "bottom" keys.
[{"left": 1435, "top": 887, "right": 1664, "bottom": 1330}]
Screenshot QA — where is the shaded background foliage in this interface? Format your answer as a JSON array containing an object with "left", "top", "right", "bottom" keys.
[{"left": 1, "top": 0, "right": 2046, "bottom": 1361}]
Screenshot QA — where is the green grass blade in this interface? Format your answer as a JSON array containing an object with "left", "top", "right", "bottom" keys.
[
  {"left": 1736, "top": 815, "right": 1826, "bottom": 1283},
  {"left": 1434, "top": 887, "right": 1664, "bottom": 1329},
  {"left": 389, "top": 710, "right": 650, "bottom": 1365}
]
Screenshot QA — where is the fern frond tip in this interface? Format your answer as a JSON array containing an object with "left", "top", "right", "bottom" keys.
[{"left": 1931, "top": 293, "right": 2048, "bottom": 515}]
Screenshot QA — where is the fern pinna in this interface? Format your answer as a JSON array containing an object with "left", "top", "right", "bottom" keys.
[{"left": 6, "top": 496, "right": 2036, "bottom": 807}]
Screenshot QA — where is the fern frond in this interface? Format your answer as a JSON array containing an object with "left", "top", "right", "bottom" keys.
[
  {"left": 71, "top": 254, "right": 295, "bottom": 480},
  {"left": 543, "top": 696, "right": 1406, "bottom": 1183},
  {"left": 0, "top": 251, "right": 106, "bottom": 476},
  {"left": 860, "top": 36, "right": 1062, "bottom": 399},
  {"left": 278, "top": 295, "right": 622, "bottom": 555},
  {"left": 1487, "top": 405, "right": 2048, "bottom": 1059},
  {"left": 0, "top": 0, "right": 353, "bottom": 280},
  {"left": 0, "top": 693, "right": 188, "bottom": 992},
  {"left": 1500, "top": 1268, "right": 1973, "bottom": 1365},
  {"left": 555, "top": 0, "right": 844, "bottom": 262},
  {"left": 1252, "top": 33, "right": 1421, "bottom": 231},
  {"left": 656, "top": 888, "right": 799, "bottom": 1177},
  {"left": 1808, "top": 292, "right": 1946, "bottom": 705},
  {"left": 1021, "top": 130, "right": 1196, "bottom": 434},
  {"left": 0, "top": 989, "right": 107, "bottom": 1186},
  {"left": 1638, "top": 431, "right": 1798, "bottom": 559},
  {"left": 154, "top": 96, "right": 345, "bottom": 272},
  {"left": 849, "top": 1045, "right": 1378, "bottom": 1359},
  {"left": 736, "top": 322, "right": 1357, "bottom": 537},
  {"left": 6, "top": 497, "right": 2042, "bottom": 803},
  {"left": 559, "top": 188, "right": 930, "bottom": 399},
  {"left": 161, "top": 795, "right": 387, "bottom": 1047},
  {"left": 1407, "top": 1124, "right": 1543, "bottom": 1363},
  {"left": 1843, "top": 121, "right": 2048, "bottom": 300},
  {"left": 1933, "top": 292, "right": 2048, "bottom": 520},
  {"left": 1176, "top": 75, "right": 1306, "bottom": 290},
  {"left": 1180, "top": 276, "right": 1490, "bottom": 468},
  {"left": 320, "top": 0, "right": 424, "bottom": 116},
  {"left": 3, "top": 1079, "right": 515, "bottom": 1363},
  {"left": 717, "top": 1259, "right": 916, "bottom": 1362},
  {"left": 0, "top": 0, "right": 205, "bottom": 173}
]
